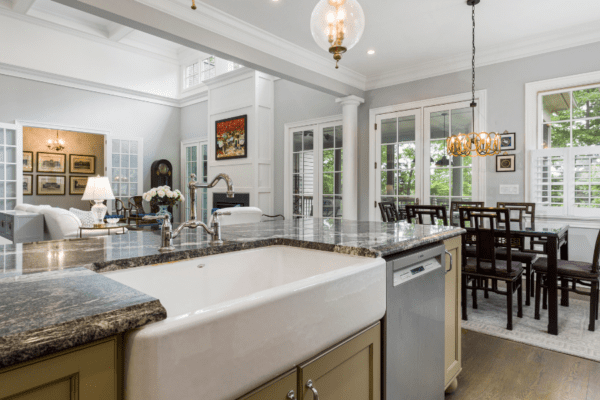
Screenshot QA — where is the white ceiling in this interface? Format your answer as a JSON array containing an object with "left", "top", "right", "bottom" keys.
[
  {"left": 197, "top": 0, "right": 600, "bottom": 79},
  {"left": 2, "top": 0, "right": 210, "bottom": 63}
]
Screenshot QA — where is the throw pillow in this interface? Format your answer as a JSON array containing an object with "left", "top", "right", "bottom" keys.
[{"left": 69, "top": 208, "right": 95, "bottom": 226}]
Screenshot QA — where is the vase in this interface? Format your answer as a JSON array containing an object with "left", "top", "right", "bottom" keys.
[{"left": 156, "top": 204, "right": 172, "bottom": 226}]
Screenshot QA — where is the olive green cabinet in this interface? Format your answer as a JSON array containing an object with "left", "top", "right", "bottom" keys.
[
  {"left": 444, "top": 236, "right": 462, "bottom": 393},
  {"left": 0, "top": 336, "right": 121, "bottom": 400},
  {"left": 238, "top": 323, "right": 381, "bottom": 400}
]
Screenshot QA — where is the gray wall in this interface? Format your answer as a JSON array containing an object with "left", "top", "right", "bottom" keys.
[
  {"left": 360, "top": 41, "right": 600, "bottom": 220},
  {"left": 181, "top": 101, "right": 209, "bottom": 141},
  {"left": 0, "top": 74, "right": 182, "bottom": 210},
  {"left": 273, "top": 79, "right": 342, "bottom": 215}
]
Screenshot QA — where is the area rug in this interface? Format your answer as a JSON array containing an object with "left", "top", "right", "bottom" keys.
[{"left": 461, "top": 294, "right": 600, "bottom": 362}]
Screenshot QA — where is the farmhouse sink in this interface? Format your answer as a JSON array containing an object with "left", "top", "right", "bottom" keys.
[{"left": 105, "top": 245, "right": 386, "bottom": 400}]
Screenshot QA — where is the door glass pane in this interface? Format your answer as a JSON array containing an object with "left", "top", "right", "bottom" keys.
[
  {"left": 322, "top": 125, "right": 343, "bottom": 220},
  {"left": 5, "top": 148, "right": 15, "bottom": 164},
  {"left": 5, "top": 130, "right": 15, "bottom": 146},
  {"left": 130, "top": 155, "right": 138, "bottom": 169},
  {"left": 121, "top": 140, "right": 130, "bottom": 154},
  {"left": 5, "top": 165, "right": 15, "bottom": 181},
  {"left": 292, "top": 129, "right": 314, "bottom": 218},
  {"left": 112, "top": 154, "right": 120, "bottom": 167}
]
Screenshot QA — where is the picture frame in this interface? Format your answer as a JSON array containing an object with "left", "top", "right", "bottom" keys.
[
  {"left": 37, "top": 152, "right": 66, "bottom": 173},
  {"left": 499, "top": 132, "right": 516, "bottom": 151},
  {"left": 496, "top": 154, "right": 516, "bottom": 172},
  {"left": 69, "top": 176, "right": 89, "bottom": 195},
  {"left": 69, "top": 154, "right": 96, "bottom": 174},
  {"left": 23, "top": 174, "right": 33, "bottom": 196},
  {"left": 215, "top": 115, "right": 247, "bottom": 160},
  {"left": 37, "top": 175, "right": 66, "bottom": 195},
  {"left": 23, "top": 151, "right": 33, "bottom": 173}
]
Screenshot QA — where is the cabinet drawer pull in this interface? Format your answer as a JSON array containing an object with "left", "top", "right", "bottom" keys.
[
  {"left": 445, "top": 250, "right": 453, "bottom": 275},
  {"left": 287, "top": 390, "right": 296, "bottom": 400},
  {"left": 306, "top": 380, "right": 319, "bottom": 400}
]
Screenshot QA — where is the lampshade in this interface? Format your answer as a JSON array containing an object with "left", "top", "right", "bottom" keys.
[{"left": 81, "top": 176, "right": 115, "bottom": 201}]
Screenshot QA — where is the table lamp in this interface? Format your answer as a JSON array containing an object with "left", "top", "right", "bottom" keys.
[{"left": 82, "top": 176, "right": 115, "bottom": 227}]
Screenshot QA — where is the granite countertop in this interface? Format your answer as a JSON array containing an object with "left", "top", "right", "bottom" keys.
[{"left": 0, "top": 218, "right": 463, "bottom": 369}]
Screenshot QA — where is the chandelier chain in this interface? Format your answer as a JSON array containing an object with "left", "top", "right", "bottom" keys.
[{"left": 471, "top": 3, "right": 476, "bottom": 105}]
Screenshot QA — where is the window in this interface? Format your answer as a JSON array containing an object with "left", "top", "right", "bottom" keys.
[
  {"left": 201, "top": 56, "right": 216, "bottom": 82},
  {"left": 184, "top": 62, "right": 199, "bottom": 89},
  {"left": 529, "top": 82, "right": 600, "bottom": 218}
]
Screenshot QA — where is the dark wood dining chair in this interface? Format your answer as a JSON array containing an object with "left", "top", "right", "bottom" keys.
[
  {"left": 405, "top": 205, "right": 448, "bottom": 226},
  {"left": 496, "top": 202, "right": 539, "bottom": 305},
  {"left": 128, "top": 196, "right": 156, "bottom": 226},
  {"left": 534, "top": 231, "right": 600, "bottom": 331},
  {"left": 459, "top": 207, "right": 524, "bottom": 330},
  {"left": 379, "top": 202, "right": 401, "bottom": 222},
  {"left": 450, "top": 201, "right": 484, "bottom": 213}
]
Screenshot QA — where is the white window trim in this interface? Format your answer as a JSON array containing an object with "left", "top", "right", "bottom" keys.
[
  {"left": 368, "top": 90, "right": 488, "bottom": 221},
  {"left": 180, "top": 138, "right": 208, "bottom": 222},
  {"left": 524, "top": 70, "right": 600, "bottom": 227},
  {"left": 283, "top": 114, "right": 343, "bottom": 220}
]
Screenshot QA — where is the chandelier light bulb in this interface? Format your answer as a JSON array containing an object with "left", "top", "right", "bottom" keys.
[{"left": 327, "top": 12, "right": 335, "bottom": 23}]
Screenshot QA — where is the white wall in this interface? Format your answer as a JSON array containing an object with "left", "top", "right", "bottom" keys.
[
  {"left": 0, "top": 74, "right": 182, "bottom": 201},
  {"left": 181, "top": 101, "right": 209, "bottom": 141},
  {"left": 0, "top": 12, "right": 180, "bottom": 98}
]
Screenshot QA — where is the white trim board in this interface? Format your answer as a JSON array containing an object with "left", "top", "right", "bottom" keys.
[
  {"left": 368, "top": 90, "right": 488, "bottom": 221},
  {"left": 0, "top": 62, "right": 208, "bottom": 108}
]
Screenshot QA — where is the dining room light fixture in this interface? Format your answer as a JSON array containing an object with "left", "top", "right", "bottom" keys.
[
  {"left": 47, "top": 130, "right": 65, "bottom": 152},
  {"left": 310, "top": 0, "right": 365, "bottom": 69},
  {"left": 446, "top": 0, "right": 501, "bottom": 158}
]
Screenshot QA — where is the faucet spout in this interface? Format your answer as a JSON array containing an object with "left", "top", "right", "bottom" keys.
[{"left": 188, "top": 173, "right": 235, "bottom": 221}]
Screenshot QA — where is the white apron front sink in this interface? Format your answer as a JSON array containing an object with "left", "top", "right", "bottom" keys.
[{"left": 105, "top": 245, "right": 386, "bottom": 400}]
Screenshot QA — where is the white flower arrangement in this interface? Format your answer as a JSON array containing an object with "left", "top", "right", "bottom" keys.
[{"left": 143, "top": 185, "right": 185, "bottom": 207}]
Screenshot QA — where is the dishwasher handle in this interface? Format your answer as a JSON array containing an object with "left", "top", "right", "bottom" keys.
[{"left": 445, "top": 250, "right": 453, "bottom": 275}]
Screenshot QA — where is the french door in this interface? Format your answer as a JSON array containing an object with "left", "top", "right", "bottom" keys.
[
  {"left": 0, "top": 123, "right": 22, "bottom": 211},
  {"left": 109, "top": 138, "right": 143, "bottom": 210},
  {"left": 374, "top": 101, "right": 480, "bottom": 220},
  {"left": 181, "top": 139, "right": 208, "bottom": 223},
  {"left": 287, "top": 119, "right": 343, "bottom": 221}
]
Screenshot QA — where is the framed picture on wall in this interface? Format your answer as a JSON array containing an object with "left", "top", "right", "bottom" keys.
[
  {"left": 23, "top": 151, "right": 33, "bottom": 172},
  {"left": 23, "top": 175, "right": 33, "bottom": 196},
  {"left": 69, "top": 154, "right": 95, "bottom": 174},
  {"left": 500, "top": 132, "right": 516, "bottom": 151},
  {"left": 37, "top": 152, "right": 66, "bottom": 173},
  {"left": 215, "top": 115, "right": 247, "bottom": 160},
  {"left": 496, "top": 154, "right": 516, "bottom": 172},
  {"left": 37, "top": 175, "right": 66, "bottom": 195},
  {"left": 69, "top": 176, "right": 89, "bottom": 195}
]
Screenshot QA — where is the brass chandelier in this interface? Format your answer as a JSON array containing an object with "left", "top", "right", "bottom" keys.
[
  {"left": 47, "top": 130, "right": 65, "bottom": 152},
  {"left": 446, "top": 0, "right": 501, "bottom": 158}
]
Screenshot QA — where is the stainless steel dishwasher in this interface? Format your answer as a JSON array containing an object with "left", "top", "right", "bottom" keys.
[{"left": 383, "top": 243, "right": 447, "bottom": 400}]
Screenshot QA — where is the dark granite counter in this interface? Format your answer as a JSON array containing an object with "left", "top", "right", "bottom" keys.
[
  {"left": 0, "top": 218, "right": 463, "bottom": 369},
  {"left": 0, "top": 268, "right": 166, "bottom": 368}
]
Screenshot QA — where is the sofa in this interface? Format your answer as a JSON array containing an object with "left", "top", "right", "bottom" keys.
[{"left": 14, "top": 204, "right": 128, "bottom": 240}]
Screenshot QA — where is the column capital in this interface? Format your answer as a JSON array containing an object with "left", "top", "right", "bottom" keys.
[{"left": 335, "top": 95, "right": 365, "bottom": 107}]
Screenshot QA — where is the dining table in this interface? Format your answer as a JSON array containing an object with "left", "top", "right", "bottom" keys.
[{"left": 450, "top": 213, "right": 569, "bottom": 336}]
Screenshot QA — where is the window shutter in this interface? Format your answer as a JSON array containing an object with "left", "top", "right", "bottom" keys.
[
  {"left": 570, "top": 147, "right": 600, "bottom": 217},
  {"left": 530, "top": 148, "right": 566, "bottom": 216}
]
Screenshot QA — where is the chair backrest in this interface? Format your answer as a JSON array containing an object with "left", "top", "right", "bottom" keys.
[
  {"left": 496, "top": 202, "right": 535, "bottom": 230},
  {"left": 405, "top": 205, "right": 448, "bottom": 226},
  {"left": 458, "top": 207, "right": 513, "bottom": 275},
  {"left": 592, "top": 230, "right": 600, "bottom": 274},
  {"left": 378, "top": 202, "right": 401, "bottom": 222},
  {"left": 450, "top": 201, "right": 484, "bottom": 213},
  {"left": 129, "top": 196, "right": 146, "bottom": 215},
  {"left": 397, "top": 197, "right": 419, "bottom": 219}
]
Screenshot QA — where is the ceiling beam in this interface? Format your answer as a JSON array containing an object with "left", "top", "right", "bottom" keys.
[
  {"left": 107, "top": 24, "right": 134, "bottom": 42},
  {"left": 49, "top": 0, "right": 365, "bottom": 98},
  {"left": 12, "top": 0, "right": 37, "bottom": 14}
]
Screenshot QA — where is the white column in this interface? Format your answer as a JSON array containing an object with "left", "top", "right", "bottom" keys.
[{"left": 335, "top": 95, "right": 364, "bottom": 220}]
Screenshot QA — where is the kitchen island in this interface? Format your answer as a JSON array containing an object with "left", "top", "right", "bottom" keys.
[{"left": 0, "top": 218, "right": 464, "bottom": 399}]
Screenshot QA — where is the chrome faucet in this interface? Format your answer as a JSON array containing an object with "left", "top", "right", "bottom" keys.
[
  {"left": 144, "top": 173, "right": 235, "bottom": 252},
  {"left": 144, "top": 211, "right": 232, "bottom": 252},
  {"left": 188, "top": 173, "right": 234, "bottom": 221}
]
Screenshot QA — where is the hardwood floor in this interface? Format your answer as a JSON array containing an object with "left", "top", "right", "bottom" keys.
[{"left": 446, "top": 329, "right": 600, "bottom": 400}]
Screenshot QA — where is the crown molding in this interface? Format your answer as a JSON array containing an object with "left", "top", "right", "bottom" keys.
[
  {"left": 366, "top": 20, "right": 600, "bottom": 91},
  {"left": 135, "top": 0, "right": 368, "bottom": 91},
  {"left": 0, "top": 62, "right": 208, "bottom": 107}
]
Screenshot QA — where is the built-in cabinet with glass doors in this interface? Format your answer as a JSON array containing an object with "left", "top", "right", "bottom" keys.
[{"left": 0, "top": 123, "right": 21, "bottom": 212}]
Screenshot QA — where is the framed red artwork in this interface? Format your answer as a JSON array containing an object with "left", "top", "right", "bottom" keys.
[{"left": 215, "top": 115, "right": 247, "bottom": 160}]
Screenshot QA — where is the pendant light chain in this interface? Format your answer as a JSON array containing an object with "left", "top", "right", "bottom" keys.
[{"left": 471, "top": 3, "right": 476, "bottom": 106}]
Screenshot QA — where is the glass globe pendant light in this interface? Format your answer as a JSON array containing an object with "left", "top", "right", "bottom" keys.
[
  {"left": 446, "top": 0, "right": 501, "bottom": 158},
  {"left": 310, "top": 0, "right": 365, "bottom": 69}
]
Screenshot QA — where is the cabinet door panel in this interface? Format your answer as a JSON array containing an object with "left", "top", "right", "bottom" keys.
[
  {"left": 444, "top": 236, "right": 462, "bottom": 389},
  {"left": 298, "top": 323, "right": 381, "bottom": 400},
  {"left": 0, "top": 337, "right": 118, "bottom": 400},
  {"left": 238, "top": 369, "right": 297, "bottom": 400}
]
